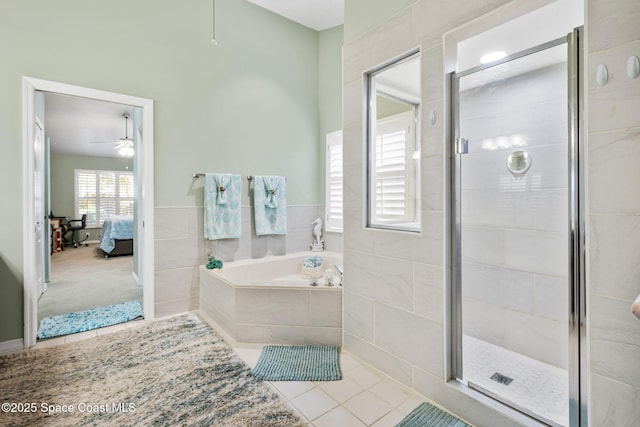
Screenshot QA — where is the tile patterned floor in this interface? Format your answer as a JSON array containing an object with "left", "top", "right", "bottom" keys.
[
  {"left": 234, "top": 345, "right": 427, "bottom": 427},
  {"left": 463, "top": 335, "right": 568, "bottom": 427}
]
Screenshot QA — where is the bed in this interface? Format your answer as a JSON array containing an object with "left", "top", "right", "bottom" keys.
[{"left": 100, "top": 215, "right": 134, "bottom": 257}]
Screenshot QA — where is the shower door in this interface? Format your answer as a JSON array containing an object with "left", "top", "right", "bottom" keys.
[{"left": 452, "top": 29, "right": 584, "bottom": 427}]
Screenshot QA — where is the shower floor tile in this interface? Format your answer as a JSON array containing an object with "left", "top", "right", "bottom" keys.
[{"left": 463, "top": 335, "right": 568, "bottom": 427}]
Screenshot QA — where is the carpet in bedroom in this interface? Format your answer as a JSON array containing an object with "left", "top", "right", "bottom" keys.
[
  {"left": 1, "top": 313, "right": 304, "bottom": 427},
  {"left": 38, "top": 243, "right": 141, "bottom": 323}
]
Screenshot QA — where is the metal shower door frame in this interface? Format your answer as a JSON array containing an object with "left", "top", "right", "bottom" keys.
[{"left": 449, "top": 27, "right": 586, "bottom": 427}]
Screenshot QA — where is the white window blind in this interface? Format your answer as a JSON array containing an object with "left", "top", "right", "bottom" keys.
[
  {"left": 75, "top": 169, "right": 134, "bottom": 227},
  {"left": 325, "top": 130, "right": 343, "bottom": 232},
  {"left": 371, "top": 111, "right": 417, "bottom": 224}
]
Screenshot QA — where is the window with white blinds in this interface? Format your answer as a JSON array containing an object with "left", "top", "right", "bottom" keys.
[
  {"left": 325, "top": 130, "right": 343, "bottom": 232},
  {"left": 75, "top": 169, "right": 134, "bottom": 227},
  {"left": 366, "top": 50, "right": 420, "bottom": 232},
  {"left": 369, "top": 110, "right": 420, "bottom": 228}
]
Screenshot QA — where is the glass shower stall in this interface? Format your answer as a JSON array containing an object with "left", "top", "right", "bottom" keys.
[{"left": 451, "top": 28, "right": 585, "bottom": 427}]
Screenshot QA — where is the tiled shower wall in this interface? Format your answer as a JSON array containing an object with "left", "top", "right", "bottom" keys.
[
  {"left": 586, "top": 0, "right": 640, "bottom": 424},
  {"left": 153, "top": 205, "right": 328, "bottom": 318},
  {"left": 460, "top": 63, "right": 569, "bottom": 370},
  {"left": 342, "top": 0, "right": 640, "bottom": 425},
  {"left": 342, "top": 2, "right": 528, "bottom": 426}
]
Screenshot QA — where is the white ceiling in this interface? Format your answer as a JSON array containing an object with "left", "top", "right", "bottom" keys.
[
  {"left": 247, "top": 0, "right": 344, "bottom": 31},
  {"left": 44, "top": 93, "right": 134, "bottom": 159},
  {"left": 376, "top": 56, "right": 421, "bottom": 104},
  {"left": 457, "top": 0, "right": 583, "bottom": 72}
]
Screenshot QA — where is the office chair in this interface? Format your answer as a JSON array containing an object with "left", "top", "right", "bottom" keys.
[{"left": 64, "top": 214, "right": 89, "bottom": 248}]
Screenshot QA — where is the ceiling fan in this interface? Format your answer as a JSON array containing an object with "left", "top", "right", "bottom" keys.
[
  {"left": 114, "top": 113, "right": 134, "bottom": 157},
  {"left": 89, "top": 112, "right": 134, "bottom": 157}
]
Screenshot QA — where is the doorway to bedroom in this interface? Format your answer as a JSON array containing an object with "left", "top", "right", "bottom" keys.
[
  {"left": 23, "top": 78, "right": 155, "bottom": 346},
  {"left": 38, "top": 93, "right": 142, "bottom": 340}
]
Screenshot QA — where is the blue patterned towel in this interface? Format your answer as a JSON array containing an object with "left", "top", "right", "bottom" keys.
[
  {"left": 100, "top": 215, "right": 134, "bottom": 253},
  {"left": 253, "top": 175, "right": 287, "bottom": 236},
  {"left": 204, "top": 174, "right": 241, "bottom": 240}
]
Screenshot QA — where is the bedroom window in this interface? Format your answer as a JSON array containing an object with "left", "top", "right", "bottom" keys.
[
  {"left": 75, "top": 169, "right": 134, "bottom": 227},
  {"left": 325, "top": 130, "right": 343, "bottom": 232}
]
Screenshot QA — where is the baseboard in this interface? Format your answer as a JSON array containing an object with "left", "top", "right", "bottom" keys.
[
  {"left": 132, "top": 271, "right": 140, "bottom": 286},
  {"left": 86, "top": 239, "right": 101, "bottom": 244},
  {"left": 0, "top": 339, "right": 24, "bottom": 356}
]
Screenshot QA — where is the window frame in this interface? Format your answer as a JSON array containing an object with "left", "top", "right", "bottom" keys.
[
  {"left": 74, "top": 169, "right": 134, "bottom": 228},
  {"left": 365, "top": 50, "right": 422, "bottom": 233}
]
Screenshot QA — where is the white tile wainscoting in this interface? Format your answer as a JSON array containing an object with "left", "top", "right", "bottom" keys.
[{"left": 154, "top": 205, "right": 336, "bottom": 318}]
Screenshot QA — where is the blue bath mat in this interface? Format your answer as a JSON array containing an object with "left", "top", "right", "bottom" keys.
[
  {"left": 395, "top": 402, "right": 471, "bottom": 427},
  {"left": 37, "top": 300, "right": 144, "bottom": 340},
  {"left": 250, "top": 344, "right": 341, "bottom": 381}
]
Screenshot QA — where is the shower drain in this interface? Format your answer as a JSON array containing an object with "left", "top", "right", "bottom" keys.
[{"left": 490, "top": 372, "right": 514, "bottom": 386}]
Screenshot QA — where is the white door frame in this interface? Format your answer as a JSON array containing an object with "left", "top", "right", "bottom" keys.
[
  {"left": 22, "top": 77, "right": 155, "bottom": 348},
  {"left": 34, "top": 116, "right": 46, "bottom": 298}
]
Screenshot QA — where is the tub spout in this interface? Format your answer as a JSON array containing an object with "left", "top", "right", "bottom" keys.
[{"left": 334, "top": 264, "right": 343, "bottom": 286}]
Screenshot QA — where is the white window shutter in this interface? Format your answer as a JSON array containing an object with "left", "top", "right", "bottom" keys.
[
  {"left": 371, "top": 111, "right": 416, "bottom": 224},
  {"left": 75, "top": 169, "right": 134, "bottom": 227},
  {"left": 325, "top": 130, "right": 343, "bottom": 232}
]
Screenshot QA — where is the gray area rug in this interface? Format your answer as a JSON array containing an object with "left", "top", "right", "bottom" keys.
[
  {"left": 395, "top": 402, "right": 471, "bottom": 427},
  {"left": 0, "top": 313, "right": 304, "bottom": 427},
  {"left": 251, "top": 344, "right": 342, "bottom": 381}
]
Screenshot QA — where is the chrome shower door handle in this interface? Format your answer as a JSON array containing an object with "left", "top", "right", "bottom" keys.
[{"left": 456, "top": 138, "right": 469, "bottom": 154}]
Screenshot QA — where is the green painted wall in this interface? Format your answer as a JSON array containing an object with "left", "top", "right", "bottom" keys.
[
  {"left": 50, "top": 153, "right": 134, "bottom": 241},
  {"left": 344, "top": 0, "right": 418, "bottom": 43},
  {"left": 318, "top": 25, "right": 344, "bottom": 204},
  {"left": 377, "top": 95, "right": 413, "bottom": 119},
  {"left": 0, "top": 0, "right": 333, "bottom": 342}
]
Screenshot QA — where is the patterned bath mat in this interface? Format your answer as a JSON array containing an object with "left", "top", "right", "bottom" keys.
[
  {"left": 37, "top": 300, "right": 144, "bottom": 339},
  {"left": 250, "top": 344, "right": 342, "bottom": 381},
  {"left": 396, "top": 402, "right": 471, "bottom": 427}
]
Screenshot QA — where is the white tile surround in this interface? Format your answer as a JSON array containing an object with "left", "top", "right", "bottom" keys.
[
  {"left": 154, "top": 205, "right": 330, "bottom": 318},
  {"left": 587, "top": 0, "right": 640, "bottom": 425},
  {"left": 200, "top": 266, "right": 342, "bottom": 345},
  {"left": 343, "top": 0, "right": 640, "bottom": 426}
]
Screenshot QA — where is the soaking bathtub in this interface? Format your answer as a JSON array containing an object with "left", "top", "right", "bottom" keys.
[{"left": 199, "top": 251, "right": 342, "bottom": 346}]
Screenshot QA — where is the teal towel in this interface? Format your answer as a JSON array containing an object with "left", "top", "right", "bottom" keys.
[
  {"left": 204, "top": 173, "right": 241, "bottom": 240},
  {"left": 253, "top": 175, "right": 287, "bottom": 236}
]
